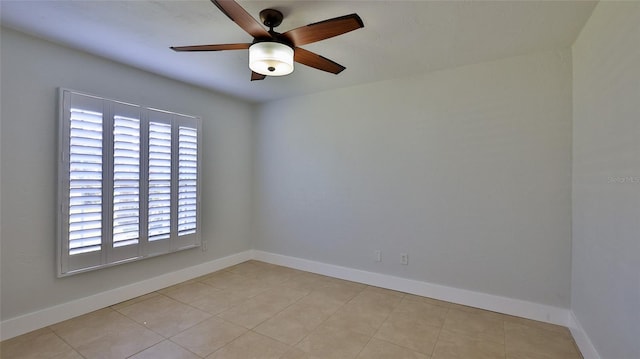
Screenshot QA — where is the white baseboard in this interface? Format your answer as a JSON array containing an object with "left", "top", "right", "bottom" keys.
[
  {"left": 253, "top": 250, "right": 571, "bottom": 327},
  {"left": 568, "top": 311, "right": 601, "bottom": 359},
  {"left": 0, "top": 250, "right": 253, "bottom": 341}
]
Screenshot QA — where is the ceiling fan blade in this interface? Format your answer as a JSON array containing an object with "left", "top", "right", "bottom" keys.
[
  {"left": 283, "top": 14, "right": 364, "bottom": 46},
  {"left": 211, "top": 0, "right": 271, "bottom": 39},
  {"left": 251, "top": 71, "right": 266, "bottom": 81},
  {"left": 294, "top": 47, "right": 346, "bottom": 74},
  {"left": 171, "top": 43, "right": 251, "bottom": 52}
]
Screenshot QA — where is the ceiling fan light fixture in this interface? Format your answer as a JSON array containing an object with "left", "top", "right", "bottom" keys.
[{"left": 249, "top": 41, "right": 294, "bottom": 76}]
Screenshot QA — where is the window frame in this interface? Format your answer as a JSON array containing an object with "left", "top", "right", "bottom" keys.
[{"left": 57, "top": 88, "right": 202, "bottom": 277}]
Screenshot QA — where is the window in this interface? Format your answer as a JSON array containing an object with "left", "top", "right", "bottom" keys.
[{"left": 58, "top": 89, "right": 201, "bottom": 276}]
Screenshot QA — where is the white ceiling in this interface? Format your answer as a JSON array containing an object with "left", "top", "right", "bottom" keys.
[{"left": 1, "top": 0, "right": 596, "bottom": 103}]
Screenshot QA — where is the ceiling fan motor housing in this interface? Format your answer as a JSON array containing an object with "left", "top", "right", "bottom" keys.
[{"left": 249, "top": 41, "right": 294, "bottom": 76}]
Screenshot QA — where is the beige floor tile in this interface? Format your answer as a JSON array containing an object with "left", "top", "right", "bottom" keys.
[
  {"left": 160, "top": 280, "right": 245, "bottom": 315},
  {"left": 295, "top": 325, "right": 371, "bottom": 359},
  {"left": 273, "top": 266, "right": 307, "bottom": 278},
  {"left": 206, "top": 331, "right": 291, "bottom": 359},
  {"left": 116, "top": 294, "right": 211, "bottom": 337},
  {"left": 297, "top": 288, "right": 352, "bottom": 311},
  {"left": 503, "top": 315, "right": 573, "bottom": 337},
  {"left": 198, "top": 271, "right": 252, "bottom": 290},
  {"left": 505, "top": 321, "right": 582, "bottom": 359},
  {"left": 322, "top": 277, "right": 367, "bottom": 291},
  {"left": 293, "top": 271, "right": 333, "bottom": 282},
  {"left": 249, "top": 271, "right": 296, "bottom": 286},
  {"left": 50, "top": 308, "right": 162, "bottom": 359},
  {"left": 197, "top": 267, "right": 234, "bottom": 278},
  {"left": 448, "top": 303, "right": 509, "bottom": 321},
  {"left": 357, "top": 338, "right": 429, "bottom": 359},
  {"left": 258, "top": 286, "right": 311, "bottom": 304},
  {"left": 269, "top": 280, "right": 315, "bottom": 299},
  {"left": 278, "top": 272, "right": 331, "bottom": 292},
  {"left": 295, "top": 293, "right": 345, "bottom": 316},
  {"left": 362, "top": 285, "right": 406, "bottom": 297},
  {"left": 159, "top": 281, "right": 220, "bottom": 304},
  {"left": 110, "top": 292, "right": 160, "bottom": 311},
  {"left": 349, "top": 286, "right": 404, "bottom": 311},
  {"left": 506, "top": 353, "right": 574, "bottom": 359},
  {"left": 230, "top": 260, "right": 296, "bottom": 277},
  {"left": 241, "top": 266, "right": 302, "bottom": 286},
  {"left": 0, "top": 327, "right": 83, "bottom": 359},
  {"left": 432, "top": 330, "right": 505, "bottom": 359},
  {"left": 404, "top": 293, "right": 452, "bottom": 308},
  {"left": 392, "top": 298, "right": 450, "bottom": 328},
  {"left": 213, "top": 276, "right": 274, "bottom": 299},
  {"left": 217, "top": 287, "right": 306, "bottom": 329},
  {"left": 374, "top": 311, "right": 441, "bottom": 355},
  {"left": 443, "top": 308, "right": 505, "bottom": 344},
  {"left": 156, "top": 279, "right": 198, "bottom": 295},
  {"left": 191, "top": 269, "right": 225, "bottom": 282},
  {"left": 225, "top": 260, "right": 275, "bottom": 276},
  {"left": 446, "top": 302, "right": 486, "bottom": 313},
  {"left": 254, "top": 302, "right": 333, "bottom": 345},
  {"left": 280, "top": 347, "right": 312, "bottom": 359},
  {"left": 299, "top": 282, "right": 363, "bottom": 307},
  {"left": 322, "top": 302, "right": 391, "bottom": 336},
  {"left": 170, "top": 317, "right": 247, "bottom": 357},
  {"left": 187, "top": 288, "right": 246, "bottom": 315},
  {"left": 129, "top": 340, "right": 200, "bottom": 359}
]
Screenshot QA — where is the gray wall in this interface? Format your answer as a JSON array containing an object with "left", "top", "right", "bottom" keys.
[
  {"left": 572, "top": 2, "right": 640, "bottom": 358},
  {"left": 0, "top": 29, "right": 254, "bottom": 321},
  {"left": 254, "top": 49, "right": 573, "bottom": 308}
]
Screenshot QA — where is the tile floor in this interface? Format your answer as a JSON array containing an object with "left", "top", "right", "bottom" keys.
[{"left": 0, "top": 260, "right": 583, "bottom": 359}]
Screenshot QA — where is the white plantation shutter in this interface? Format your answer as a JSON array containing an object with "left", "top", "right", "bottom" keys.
[
  {"left": 112, "top": 115, "right": 141, "bottom": 248},
  {"left": 68, "top": 108, "right": 103, "bottom": 255},
  {"left": 148, "top": 121, "right": 172, "bottom": 242},
  {"left": 58, "top": 89, "right": 201, "bottom": 276},
  {"left": 178, "top": 126, "right": 198, "bottom": 236}
]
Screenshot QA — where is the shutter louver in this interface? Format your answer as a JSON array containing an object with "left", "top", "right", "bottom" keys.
[
  {"left": 178, "top": 126, "right": 198, "bottom": 235},
  {"left": 68, "top": 108, "right": 103, "bottom": 255},
  {"left": 148, "top": 122, "right": 172, "bottom": 241},
  {"left": 112, "top": 116, "right": 140, "bottom": 248}
]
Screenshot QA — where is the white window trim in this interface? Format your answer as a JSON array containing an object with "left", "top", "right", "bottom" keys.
[{"left": 57, "top": 88, "right": 202, "bottom": 277}]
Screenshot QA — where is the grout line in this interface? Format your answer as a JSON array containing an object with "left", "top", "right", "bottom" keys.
[
  {"left": 353, "top": 286, "right": 408, "bottom": 358},
  {"left": 50, "top": 327, "right": 88, "bottom": 359},
  {"left": 504, "top": 320, "right": 508, "bottom": 359},
  {"left": 428, "top": 306, "right": 449, "bottom": 357},
  {"left": 163, "top": 336, "right": 203, "bottom": 358}
]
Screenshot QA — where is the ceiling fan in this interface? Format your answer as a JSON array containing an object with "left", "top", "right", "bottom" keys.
[{"left": 171, "top": 0, "right": 364, "bottom": 81}]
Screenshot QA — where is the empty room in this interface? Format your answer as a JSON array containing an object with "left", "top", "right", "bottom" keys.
[{"left": 0, "top": 1, "right": 638, "bottom": 358}]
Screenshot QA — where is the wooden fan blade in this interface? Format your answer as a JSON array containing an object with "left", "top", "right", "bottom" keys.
[
  {"left": 171, "top": 43, "right": 251, "bottom": 52},
  {"left": 283, "top": 14, "right": 364, "bottom": 46},
  {"left": 211, "top": 0, "right": 270, "bottom": 39},
  {"left": 251, "top": 71, "right": 267, "bottom": 81},
  {"left": 294, "top": 47, "right": 345, "bottom": 74}
]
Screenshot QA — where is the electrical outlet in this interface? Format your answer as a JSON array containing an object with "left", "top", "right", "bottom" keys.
[
  {"left": 400, "top": 253, "right": 408, "bottom": 265},
  {"left": 201, "top": 240, "right": 207, "bottom": 251},
  {"left": 374, "top": 250, "right": 382, "bottom": 262}
]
